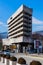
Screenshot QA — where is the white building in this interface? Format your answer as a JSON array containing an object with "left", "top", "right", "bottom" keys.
[{"left": 7, "top": 5, "right": 33, "bottom": 52}]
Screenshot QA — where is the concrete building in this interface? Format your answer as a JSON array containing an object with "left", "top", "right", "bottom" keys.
[
  {"left": 2, "top": 38, "right": 11, "bottom": 50},
  {"left": 0, "top": 32, "right": 8, "bottom": 51},
  {"left": 32, "top": 33, "right": 43, "bottom": 53},
  {"left": 0, "top": 39, "right": 2, "bottom": 50},
  {"left": 7, "top": 5, "right": 33, "bottom": 53}
]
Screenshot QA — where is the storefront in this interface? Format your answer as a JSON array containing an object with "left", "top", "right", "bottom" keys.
[
  {"left": 34, "top": 40, "right": 42, "bottom": 53},
  {"left": 11, "top": 42, "right": 34, "bottom": 53}
]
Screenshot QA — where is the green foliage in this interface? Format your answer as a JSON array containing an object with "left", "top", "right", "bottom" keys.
[
  {"left": 18, "top": 57, "right": 26, "bottom": 64},
  {"left": 6, "top": 55, "right": 10, "bottom": 59},
  {"left": 10, "top": 56, "right": 17, "bottom": 61},
  {"left": 30, "top": 60, "right": 42, "bottom": 65}
]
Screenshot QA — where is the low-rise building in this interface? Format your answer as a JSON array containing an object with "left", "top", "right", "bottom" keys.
[{"left": 32, "top": 33, "right": 43, "bottom": 53}]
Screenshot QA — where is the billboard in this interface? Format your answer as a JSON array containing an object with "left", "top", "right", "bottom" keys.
[{"left": 34, "top": 40, "right": 40, "bottom": 49}]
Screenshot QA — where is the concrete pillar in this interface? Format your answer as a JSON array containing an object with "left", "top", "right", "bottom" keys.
[
  {"left": 5, "top": 55, "right": 10, "bottom": 65},
  {"left": 4, "top": 58, "right": 7, "bottom": 65},
  {"left": 1, "top": 57, "right": 3, "bottom": 63},
  {"left": 2, "top": 54, "right": 6, "bottom": 63},
  {"left": 17, "top": 44, "right": 19, "bottom": 53},
  {"left": 23, "top": 47, "right": 25, "bottom": 53},
  {"left": 10, "top": 60, "right": 17, "bottom": 65},
  {"left": 1, "top": 54, "right": 3, "bottom": 63}
]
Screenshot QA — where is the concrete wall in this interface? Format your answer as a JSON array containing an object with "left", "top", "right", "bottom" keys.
[{"left": 2, "top": 38, "right": 10, "bottom": 45}]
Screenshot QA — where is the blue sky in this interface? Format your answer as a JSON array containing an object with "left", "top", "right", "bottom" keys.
[{"left": 0, "top": 0, "right": 43, "bottom": 33}]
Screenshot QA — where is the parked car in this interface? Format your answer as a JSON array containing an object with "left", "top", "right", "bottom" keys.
[{"left": 3, "top": 50, "right": 10, "bottom": 55}]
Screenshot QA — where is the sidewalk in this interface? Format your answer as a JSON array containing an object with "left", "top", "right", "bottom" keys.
[
  {"left": 11, "top": 53, "right": 43, "bottom": 58},
  {"left": 0, "top": 62, "right": 4, "bottom": 65},
  {"left": 28, "top": 53, "right": 43, "bottom": 58}
]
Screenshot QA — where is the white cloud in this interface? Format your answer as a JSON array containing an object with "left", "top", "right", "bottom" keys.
[
  {"left": 35, "top": 25, "right": 43, "bottom": 30},
  {"left": 32, "top": 17, "right": 43, "bottom": 32},
  {"left": 32, "top": 17, "right": 43, "bottom": 25},
  {"left": 3, "top": 24, "right": 7, "bottom": 27},
  {"left": 0, "top": 21, "right": 3, "bottom": 25},
  {"left": 0, "top": 21, "right": 7, "bottom": 27}
]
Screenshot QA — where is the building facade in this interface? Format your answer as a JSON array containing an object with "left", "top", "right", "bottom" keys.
[
  {"left": 7, "top": 5, "right": 33, "bottom": 53},
  {"left": 32, "top": 33, "right": 43, "bottom": 53}
]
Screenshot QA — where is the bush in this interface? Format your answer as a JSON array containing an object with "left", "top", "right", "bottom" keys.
[
  {"left": 10, "top": 56, "right": 17, "bottom": 61},
  {"left": 0, "top": 54, "right": 3, "bottom": 57},
  {"left": 0, "top": 54, "right": 1, "bottom": 57},
  {"left": 18, "top": 57, "right": 26, "bottom": 64},
  {"left": 30, "top": 60, "right": 42, "bottom": 65},
  {"left": 6, "top": 55, "right": 10, "bottom": 59},
  {"left": 3, "top": 54, "right": 6, "bottom": 58}
]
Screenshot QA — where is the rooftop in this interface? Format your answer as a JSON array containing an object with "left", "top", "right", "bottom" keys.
[{"left": 7, "top": 4, "right": 32, "bottom": 23}]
